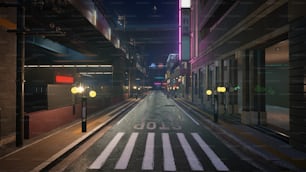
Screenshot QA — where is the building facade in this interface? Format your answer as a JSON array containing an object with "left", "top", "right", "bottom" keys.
[{"left": 190, "top": 0, "right": 306, "bottom": 151}]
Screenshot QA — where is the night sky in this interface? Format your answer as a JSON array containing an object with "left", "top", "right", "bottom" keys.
[{"left": 102, "top": 0, "right": 179, "bottom": 66}]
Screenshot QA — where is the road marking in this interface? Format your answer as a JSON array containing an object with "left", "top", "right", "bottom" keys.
[
  {"left": 142, "top": 132, "right": 155, "bottom": 170},
  {"left": 162, "top": 133, "right": 176, "bottom": 171},
  {"left": 88, "top": 132, "right": 124, "bottom": 169},
  {"left": 115, "top": 132, "right": 139, "bottom": 169},
  {"left": 175, "top": 103, "right": 200, "bottom": 125},
  {"left": 116, "top": 102, "right": 140, "bottom": 125},
  {"left": 192, "top": 133, "right": 229, "bottom": 171},
  {"left": 177, "top": 133, "right": 204, "bottom": 171}
]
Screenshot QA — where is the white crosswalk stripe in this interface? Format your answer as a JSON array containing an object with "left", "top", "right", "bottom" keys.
[
  {"left": 177, "top": 133, "right": 204, "bottom": 171},
  {"left": 142, "top": 132, "right": 155, "bottom": 170},
  {"left": 115, "top": 132, "right": 139, "bottom": 169},
  {"left": 162, "top": 133, "right": 176, "bottom": 171},
  {"left": 88, "top": 132, "right": 124, "bottom": 169},
  {"left": 192, "top": 133, "right": 229, "bottom": 171},
  {"left": 89, "top": 132, "right": 229, "bottom": 171}
]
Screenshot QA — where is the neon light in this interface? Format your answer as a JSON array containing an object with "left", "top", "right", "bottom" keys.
[
  {"left": 25, "top": 64, "right": 112, "bottom": 68},
  {"left": 157, "top": 63, "right": 164, "bottom": 68},
  {"left": 56, "top": 75, "right": 74, "bottom": 84},
  {"left": 154, "top": 76, "right": 164, "bottom": 80},
  {"left": 154, "top": 82, "right": 162, "bottom": 86},
  {"left": 178, "top": 0, "right": 182, "bottom": 61}
]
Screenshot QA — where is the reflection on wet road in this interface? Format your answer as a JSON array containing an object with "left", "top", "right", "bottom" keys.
[{"left": 64, "top": 91, "right": 257, "bottom": 171}]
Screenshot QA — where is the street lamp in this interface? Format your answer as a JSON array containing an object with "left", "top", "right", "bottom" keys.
[
  {"left": 71, "top": 85, "right": 96, "bottom": 132},
  {"left": 206, "top": 86, "right": 227, "bottom": 123},
  {"left": 217, "top": 86, "right": 227, "bottom": 115},
  {"left": 206, "top": 89, "right": 218, "bottom": 122}
]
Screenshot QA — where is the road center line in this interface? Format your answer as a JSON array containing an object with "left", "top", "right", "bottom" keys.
[
  {"left": 115, "top": 132, "right": 139, "bottom": 170},
  {"left": 162, "top": 133, "right": 176, "bottom": 171},
  {"left": 88, "top": 132, "right": 124, "bottom": 169},
  {"left": 142, "top": 132, "right": 155, "bottom": 170},
  {"left": 191, "top": 133, "right": 229, "bottom": 171},
  {"left": 177, "top": 133, "right": 204, "bottom": 171}
]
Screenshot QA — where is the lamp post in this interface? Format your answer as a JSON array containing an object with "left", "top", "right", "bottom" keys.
[
  {"left": 71, "top": 86, "right": 96, "bottom": 132},
  {"left": 206, "top": 86, "right": 226, "bottom": 123},
  {"left": 81, "top": 96, "right": 87, "bottom": 132},
  {"left": 206, "top": 89, "right": 218, "bottom": 122}
]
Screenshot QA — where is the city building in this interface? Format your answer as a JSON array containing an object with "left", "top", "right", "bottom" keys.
[{"left": 189, "top": 0, "right": 306, "bottom": 151}]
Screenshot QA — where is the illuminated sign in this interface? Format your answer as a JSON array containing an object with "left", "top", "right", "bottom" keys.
[
  {"left": 181, "top": 8, "right": 190, "bottom": 61},
  {"left": 154, "top": 82, "right": 162, "bottom": 86},
  {"left": 154, "top": 76, "right": 165, "bottom": 80},
  {"left": 179, "top": 0, "right": 190, "bottom": 61},
  {"left": 181, "top": 0, "right": 191, "bottom": 8},
  {"left": 56, "top": 75, "right": 74, "bottom": 84}
]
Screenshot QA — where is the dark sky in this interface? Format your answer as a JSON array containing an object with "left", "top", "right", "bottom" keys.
[{"left": 101, "top": 0, "right": 179, "bottom": 65}]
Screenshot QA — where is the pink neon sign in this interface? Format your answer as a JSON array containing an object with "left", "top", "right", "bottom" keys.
[{"left": 178, "top": 0, "right": 182, "bottom": 61}]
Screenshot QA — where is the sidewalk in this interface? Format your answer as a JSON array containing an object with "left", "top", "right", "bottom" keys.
[
  {"left": 185, "top": 100, "right": 306, "bottom": 171},
  {"left": 0, "top": 100, "right": 135, "bottom": 172}
]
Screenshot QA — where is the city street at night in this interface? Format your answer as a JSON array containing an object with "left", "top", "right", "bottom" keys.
[
  {"left": 1, "top": 0, "right": 306, "bottom": 171},
  {"left": 63, "top": 91, "right": 256, "bottom": 171},
  {"left": 1, "top": 91, "right": 306, "bottom": 171}
]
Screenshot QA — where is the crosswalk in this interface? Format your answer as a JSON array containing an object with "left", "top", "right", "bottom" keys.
[{"left": 88, "top": 132, "right": 229, "bottom": 171}]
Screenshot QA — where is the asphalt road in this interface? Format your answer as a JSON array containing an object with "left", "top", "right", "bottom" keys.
[{"left": 63, "top": 91, "right": 258, "bottom": 171}]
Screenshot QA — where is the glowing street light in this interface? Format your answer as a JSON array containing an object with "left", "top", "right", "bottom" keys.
[
  {"left": 206, "top": 86, "right": 226, "bottom": 123},
  {"left": 71, "top": 86, "right": 85, "bottom": 94},
  {"left": 71, "top": 85, "right": 96, "bottom": 132},
  {"left": 217, "top": 86, "right": 226, "bottom": 93},
  {"left": 71, "top": 86, "right": 78, "bottom": 94},
  {"left": 89, "top": 90, "right": 97, "bottom": 98},
  {"left": 206, "top": 89, "right": 213, "bottom": 96}
]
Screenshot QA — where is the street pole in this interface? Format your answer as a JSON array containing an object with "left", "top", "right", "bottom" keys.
[
  {"left": 81, "top": 96, "right": 87, "bottom": 132},
  {"left": 213, "top": 94, "right": 218, "bottom": 123},
  {"left": 16, "top": 0, "right": 25, "bottom": 147}
]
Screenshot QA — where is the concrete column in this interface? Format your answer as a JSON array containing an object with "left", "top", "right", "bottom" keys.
[
  {"left": 215, "top": 60, "right": 225, "bottom": 115},
  {"left": 223, "top": 59, "right": 230, "bottom": 115},
  {"left": 236, "top": 50, "right": 244, "bottom": 115},
  {"left": 288, "top": 0, "right": 306, "bottom": 152},
  {"left": 240, "top": 49, "right": 267, "bottom": 125},
  {"left": 112, "top": 58, "right": 125, "bottom": 102},
  {"left": 0, "top": 6, "right": 17, "bottom": 145},
  {"left": 240, "top": 50, "right": 259, "bottom": 125},
  {"left": 253, "top": 49, "right": 267, "bottom": 125},
  {"left": 203, "top": 66, "right": 210, "bottom": 107}
]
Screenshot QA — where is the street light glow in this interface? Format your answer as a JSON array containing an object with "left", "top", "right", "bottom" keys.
[
  {"left": 71, "top": 86, "right": 78, "bottom": 94},
  {"left": 206, "top": 89, "right": 212, "bottom": 96},
  {"left": 78, "top": 86, "right": 85, "bottom": 93},
  {"left": 217, "top": 87, "right": 226, "bottom": 93},
  {"left": 71, "top": 86, "right": 85, "bottom": 94},
  {"left": 89, "top": 90, "right": 97, "bottom": 98}
]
